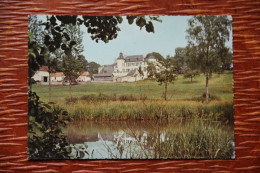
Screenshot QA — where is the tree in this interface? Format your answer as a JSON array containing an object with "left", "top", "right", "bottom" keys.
[
  {"left": 221, "top": 49, "right": 233, "bottom": 71},
  {"left": 62, "top": 52, "right": 86, "bottom": 100},
  {"left": 138, "top": 66, "right": 144, "bottom": 78},
  {"left": 147, "top": 56, "right": 177, "bottom": 100},
  {"left": 28, "top": 16, "right": 45, "bottom": 90},
  {"left": 172, "top": 47, "right": 187, "bottom": 74},
  {"left": 145, "top": 52, "right": 164, "bottom": 61},
  {"left": 87, "top": 61, "right": 100, "bottom": 74},
  {"left": 43, "top": 15, "right": 161, "bottom": 54},
  {"left": 183, "top": 69, "right": 200, "bottom": 82},
  {"left": 186, "top": 16, "right": 232, "bottom": 102}
]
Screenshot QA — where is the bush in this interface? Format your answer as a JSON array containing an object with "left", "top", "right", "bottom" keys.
[
  {"left": 79, "top": 93, "right": 147, "bottom": 102},
  {"left": 191, "top": 93, "right": 221, "bottom": 102},
  {"left": 28, "top": 91, "right": 73, "bottom": 160},
  {"left": 65, "top": 96, "right": 79, "bottom": 104}
]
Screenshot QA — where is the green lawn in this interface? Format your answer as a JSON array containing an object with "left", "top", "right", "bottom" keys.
[{"left": 32, "top": 72, "right": 233, "bottom": 102}]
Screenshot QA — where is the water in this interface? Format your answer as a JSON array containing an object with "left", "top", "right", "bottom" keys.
[{"left": 65, "top": 119, "right": 234, "bottom": 159}]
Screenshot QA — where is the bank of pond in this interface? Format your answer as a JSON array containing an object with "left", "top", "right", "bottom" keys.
[
  {"left": 65, "top": 119, "right": 235, "bottom": 159},
  {"left": 28, "top": 92, "right": 234, "bottom": 160},
  {"left": 61, "top": 99, "right": 234, "bottom": 159}
]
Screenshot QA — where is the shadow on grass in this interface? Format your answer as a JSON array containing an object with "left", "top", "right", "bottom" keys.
[{"left": 182, "top": 81, "right": 199, "bottom": 84}]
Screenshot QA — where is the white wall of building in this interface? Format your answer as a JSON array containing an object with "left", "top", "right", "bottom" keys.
[{"left": 32, "top": 70, "right": 49, "bottom": 84}]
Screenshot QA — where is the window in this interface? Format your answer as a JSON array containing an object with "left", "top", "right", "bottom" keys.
[{"left": 43, "top": 76, "right": 48, "bottom": 82}]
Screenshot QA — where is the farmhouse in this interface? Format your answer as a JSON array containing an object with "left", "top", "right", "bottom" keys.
[
  {"left": 50, "top": 72, "right": 64, "bottom": 85},
  {"left": 33, "top": 67, "right": 91, "bottom": 85},
  {"left": 76, "top": 71, "right": 91, "bottom": 83},
  {"left": 32, "top": 66, "right": 49, "bottom": 85}
]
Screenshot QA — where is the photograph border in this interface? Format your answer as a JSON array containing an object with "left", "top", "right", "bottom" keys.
[{"left": 0, "top": 0, "right": 259, "bottom": 172}]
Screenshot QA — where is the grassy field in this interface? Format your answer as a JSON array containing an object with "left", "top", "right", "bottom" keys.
[
  {"left": 30, "top": 72, "right": 234, "bottom": 159},
  {"left": 32, "top": 72, "right": 233, "bottom": 102}
]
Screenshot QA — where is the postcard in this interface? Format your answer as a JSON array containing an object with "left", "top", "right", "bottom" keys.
[{"left": 28, "top": 15, "right": 234, "bottom": 160}]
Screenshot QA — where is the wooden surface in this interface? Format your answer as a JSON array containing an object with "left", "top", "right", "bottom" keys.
[{"left": 0, "top": 0, "right": 260, "bottom": 172}]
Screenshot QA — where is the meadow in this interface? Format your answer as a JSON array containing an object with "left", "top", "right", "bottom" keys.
[
  {"left": 33, "top": 72, "right": 233, "bottom": 102},
  {"left": 32, "top": 72, "right": 233, "bottom": 122}
]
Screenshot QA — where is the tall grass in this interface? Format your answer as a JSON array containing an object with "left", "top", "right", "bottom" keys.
[
  {"left": 59, "top": 100, "right": 233, "bottom": 123},
  {"left": 122, "top": 119, "right": 235, "bottom": 159}
]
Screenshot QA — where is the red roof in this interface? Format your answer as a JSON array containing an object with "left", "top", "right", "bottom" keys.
[
  {"left": 80, "top": 71, "right": 90, "bottom": 76},
  {"left": 39, "top": 66, "right": 48, "bottom": 71},
  {"left": 50, "top": 72, "right": 65, "bottom": 77}
]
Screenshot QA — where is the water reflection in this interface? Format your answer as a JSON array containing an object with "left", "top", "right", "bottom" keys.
[{"left": 66, "top": 119, "right": 234, "bottom": 159}]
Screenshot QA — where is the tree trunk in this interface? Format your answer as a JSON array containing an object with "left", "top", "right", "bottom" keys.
[
  {"left": 69, "top": 79, "right": 72, "bottom": 101},
  {"left": 206, "top": 74, "right": 209, "bottom": 102},
  {"left": 48, "top": 72, "right": 51, "bottom": 102},
  {"left": 164, "top": 82, "right": 168, "bottom": 100},
  {"left": 191, "top": 76, "right": 193, "bottom": 82}
]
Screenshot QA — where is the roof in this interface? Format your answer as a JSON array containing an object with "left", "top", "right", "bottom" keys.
[
  {"left": 126, "top": 69, "right": 139, "bottom": 77},
  {"left": 117, "top": 52, "right": 124, "bottom": 60},
  {"left": 93, "top": 73, "right": 113, "bottom": 77},
  {"left": 99, "top": 65, "right": 114, "bottom": 76},
  {"left": 50, "top": 72, "right": 64, "bottom": 77},
  {"left": 39, "top": 66, "right": 48, "bottom": 71},
  {"left": 125, "top": 55, "right": 144, "bottom": 62},
  {"left": 80, "top": 71, "right": 90, "bottom": 76}
]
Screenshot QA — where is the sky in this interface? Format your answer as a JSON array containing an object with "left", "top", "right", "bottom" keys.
[
  {"left": 37, "top": 15, "right": 233, "bottom": 66},
  {"left": 81, "top": 16, "right": 232, "bottom": 65}
]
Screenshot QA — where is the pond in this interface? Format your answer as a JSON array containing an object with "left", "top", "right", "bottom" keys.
[{"left": 66, "top": 119, "right": 235, "bottom": 159}]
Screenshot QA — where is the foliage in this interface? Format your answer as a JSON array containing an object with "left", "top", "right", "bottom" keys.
[
  {"left": 62, "top": 53, "right": 86, "bottom": 83},
  {"left": 28, "top": 16, "right": 45, "bottom": 78},
  {"left": 42, "top": 15, "right": 161, "bottom": 53},
  {"left": 221, "top": 50, "right": 233, "bottom": 71},
  {"left": 62, "top": 52, "right": 86, "bottom": 100},
  {"left": 186, "top": 16, "right": 232, "bottom": 102},
  {"left": 145, "top": 52, "right": 164, "bottom": 61},
  {"left": 138, "top": 66, "right": 144, "bottom": 77},
  {"left": 65, "top": 93, "right": 147, "bottom": 103},
  {"left": 172, "top": 47, "right": 187, "bottom": 74},
  {"left": 147, "top": 56, "right": 177, "bottom": 100},
  {"left": 183, "top": 69, "right": 200, "bottom": 82},
  {"left": 86, "top": 61, "right": 101, "bottom": 79},
  {"left": 28, "top": 91, "right": 73, "bottom": 160}
]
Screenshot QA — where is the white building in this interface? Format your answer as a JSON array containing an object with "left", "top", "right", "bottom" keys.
[
  {"left": 32, "top": 67, "right": 91, "bottom": 85},
  {"left": 76, "top": 71, "right": 92, "bottom": 83},
  {"left": 94, "top": 53, "right": 157, "bottom": 82},
  {"left": 32, "top": 66, "right": 49, "bottom": 85},
  {"left": 50, "top": 72, "right": 65, "bottom": 85}
]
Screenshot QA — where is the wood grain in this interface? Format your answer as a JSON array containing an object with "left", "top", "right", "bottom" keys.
[{"left": 0, "top": 0, "right": 259, "bottom": 172}]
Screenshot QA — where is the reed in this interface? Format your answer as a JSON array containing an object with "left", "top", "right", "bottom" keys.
[
  {"left": 58, "top": 100, "right": 233, "bottom": 123},
  {"left": 120, "top": 118, "right": 235, "bottom": 159}
]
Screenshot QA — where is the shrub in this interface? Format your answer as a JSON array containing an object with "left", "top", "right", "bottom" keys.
[
  {"left": 191, "top": 93, "right": 221, "bottom": 102},
  {"left": 28, "top": 91, "right": 73, "bottom": 160},
  {"left": 79, "top": 94, "right": 147, "bottom": 102},
  {"left": 65, "top": 96, "right": 79, "bottom": 104}
]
